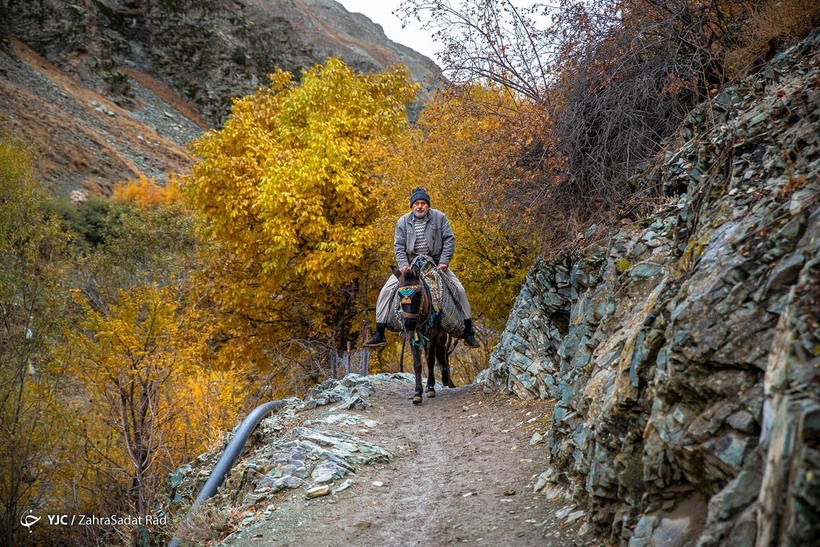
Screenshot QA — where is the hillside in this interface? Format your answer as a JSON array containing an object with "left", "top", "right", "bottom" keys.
[
  {"left": 0, "top": 36, "right": 200, "bottom": 197},
  {"left": 161, "top": 27, "right": 819, "bottom": 547},
  {"left": 0, "top": 0, "right": 440, "bottom": 196}
]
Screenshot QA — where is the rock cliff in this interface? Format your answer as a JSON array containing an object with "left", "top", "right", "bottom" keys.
[{"left": 481, "top": 28, "right": 819, "bottom": 547}]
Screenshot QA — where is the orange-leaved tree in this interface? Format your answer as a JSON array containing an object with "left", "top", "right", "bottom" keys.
[
  {"left": 111, "top": 174, "right": 183, "bottom": 208},
  {"left": 47, "top": 177, "right": 250, "bottom": 543},
  {"left": 183, "top": 58, "right": 418, "bottom": 385}
]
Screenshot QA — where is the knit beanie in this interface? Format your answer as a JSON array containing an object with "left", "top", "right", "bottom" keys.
[{"left": 409, "top": 186, "right": 431, "bottom": 207}]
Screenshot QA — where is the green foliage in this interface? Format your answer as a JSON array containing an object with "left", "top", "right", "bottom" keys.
[
  {"left": 46, "top": 195, "right": 129, "bottom": 247},
  {"left": 45, "top": 178, "right": 200, "bottom": 313},
  {"left": 616, "top": 257, "right": 633, "bottom": 273},
  {"left": 85, "top": 196, "right": 199, "bottom": 298},
  {"left": 231, "top": 46, "right": 248, "bottom": 65}
]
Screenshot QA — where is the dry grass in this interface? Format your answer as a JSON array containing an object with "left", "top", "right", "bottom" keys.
[
  {"left": 1, "top": 37, "right": 196, "bottom": 196},
  {"left": 725, "top": 0, "right": 820, "bottom": 78}
]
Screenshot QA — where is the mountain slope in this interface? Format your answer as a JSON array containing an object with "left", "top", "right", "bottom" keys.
[
  {"left": 246, "top": 0, "right": 441, "bottom": 91},
  {"left": 0, "top": 36, "right": 198, "bottom": 196},
  {"left": 0, "top": 0, "right": 440, "bottom": 196}
]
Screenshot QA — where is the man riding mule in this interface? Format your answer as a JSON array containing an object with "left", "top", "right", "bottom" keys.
[{"left": 364, "top": 186, "right": 479, "bottom": 348}]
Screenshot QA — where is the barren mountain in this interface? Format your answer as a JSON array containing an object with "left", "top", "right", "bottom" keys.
[{"left": 0, "top": 0, "right": 441, "bottom": 197}]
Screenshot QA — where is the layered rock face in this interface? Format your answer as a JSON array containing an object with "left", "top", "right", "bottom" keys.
[{"left": 482, "top": 30, "right": 819, "bottom": 546}]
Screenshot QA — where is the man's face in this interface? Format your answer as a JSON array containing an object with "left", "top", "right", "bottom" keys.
[{"left": 412, "top": 200, "right": 429, "bottom": 217}]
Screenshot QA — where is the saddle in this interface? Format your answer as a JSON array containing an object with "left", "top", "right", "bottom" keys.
[{"left": 386, "top": 255, "right": 466, "bottom": 337}]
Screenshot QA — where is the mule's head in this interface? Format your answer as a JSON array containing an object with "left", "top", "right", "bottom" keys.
[{"left": 391, "top": 265, "right": 426, "bottom": 332}]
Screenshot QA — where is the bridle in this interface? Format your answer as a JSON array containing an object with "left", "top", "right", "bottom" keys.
[
  {"left": 394, "top": 271, "right": 437, "bottom": 371},
  {"left": 396, "top": 278, "right": 432, "bottom": 333},
  {"left": 397, "top": 285, "right": 425, "bottom": 320}
]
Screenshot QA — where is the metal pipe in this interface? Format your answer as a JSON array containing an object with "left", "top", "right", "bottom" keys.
[{"left": 168, "top": 399, "right": 287, "bottom": 547}]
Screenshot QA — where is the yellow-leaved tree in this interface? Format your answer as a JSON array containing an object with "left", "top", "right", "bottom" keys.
[
  {"left": 0, "top": 133, "right": 68, "bottom": 544},
  {"left": 184, "top": 58, "right": 418, "bottom": 387},
  {"left": 63, "top": 285, "right": 194, "bottom": 519},
  {"left": 45, "top": 177, "right": 250, "bottom": 544}
]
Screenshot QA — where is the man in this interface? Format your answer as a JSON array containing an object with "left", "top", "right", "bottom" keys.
[{"left": 364, "top": 186, "right": 479, "bottom": 348}]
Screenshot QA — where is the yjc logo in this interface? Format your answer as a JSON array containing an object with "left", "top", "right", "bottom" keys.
[{"left": 21, "top": 510, "right": 40, "bottom": 533}]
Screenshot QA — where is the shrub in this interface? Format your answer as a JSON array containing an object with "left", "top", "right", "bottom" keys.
[
  {"left": 550, "top": 0, "right": 748, "bottom": 202},
  {"left": 46, "top": 196, "right": 128, "bottom": 247},
  {"left": 725, "top": 0, "right": 820, "bottom": 78}
]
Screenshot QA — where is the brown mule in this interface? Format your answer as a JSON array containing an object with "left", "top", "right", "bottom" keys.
[{"left": 391, "top": 264, "right": 454, "bottom": 405}]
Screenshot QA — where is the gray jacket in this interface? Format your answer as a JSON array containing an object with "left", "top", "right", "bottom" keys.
[{"left": 394, "top": 208, "right": 455, "bottom": 269}]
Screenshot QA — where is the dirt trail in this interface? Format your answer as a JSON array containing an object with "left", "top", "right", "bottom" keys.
[{"left": 221, "top": 376, "right": 603, "bottom": 546}]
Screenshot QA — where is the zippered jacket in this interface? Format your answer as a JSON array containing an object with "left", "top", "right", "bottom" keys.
[{"left": 393, "top": 208, "right": 455, "bottom": 269}]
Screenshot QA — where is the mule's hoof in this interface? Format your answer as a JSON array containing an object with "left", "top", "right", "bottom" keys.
[
  {"left": 412, "top": 395, "right": 423, "bottom": 405},
  {"left": 427, "top": 389, "right": 436, "bottom": 398}
]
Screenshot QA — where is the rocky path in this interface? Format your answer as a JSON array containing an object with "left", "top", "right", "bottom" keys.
[{"left": 211, "top": 375, "right": 603, "bottom": 547}]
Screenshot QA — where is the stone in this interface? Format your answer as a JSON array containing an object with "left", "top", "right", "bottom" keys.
[
  {"left": 332, "top": 479, "right": 354, "bottom": 494},
  {"left": 726, "top": 411, "right": 756, "bottom": 434},
  {"left": 304, "top": 485, "right": 331, "bottom": 499},
  {"left": 256, "top": 475, "right": 308, "bottom": 493},
  {"left": 790, "top": 188, "right": 815, "bottom": 214},
  {"left": 311, "top": 463, "right": 341, "bottom": 484},
  {"left": 766, "top": 253, "right": 805, "bottom": 291},
  {"left": 566, "top": 510, "right": 585, "bottom": 523},
  {"left": 629, "top": 262, "right": 664, "bottom": 278}
]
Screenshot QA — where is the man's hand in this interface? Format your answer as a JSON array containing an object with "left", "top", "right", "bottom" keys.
[
  {"left": 438, "top": 263, "right": 448, "bottom": 271},
  {"left": 401, "top": 265, "right": 411, "bottom": 273}
]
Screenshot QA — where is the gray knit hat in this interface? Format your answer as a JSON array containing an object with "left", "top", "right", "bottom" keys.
[{"left": 409, "top": 186, "right": 431, "bottom": 207}]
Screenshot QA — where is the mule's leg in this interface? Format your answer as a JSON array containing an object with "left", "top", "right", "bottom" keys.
[
  {"left": 437, "top": 331, "right": 455, "bottom": 388},
  {"left": 426, "top": 340, "right": 436, "bottom": 398},
  {"left": 412, "top": 347, "right": 423, "bottom": 405}
]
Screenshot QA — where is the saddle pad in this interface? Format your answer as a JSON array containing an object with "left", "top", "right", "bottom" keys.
[{"left": 386, "top": 256, "right": 465, "bottom": 337}]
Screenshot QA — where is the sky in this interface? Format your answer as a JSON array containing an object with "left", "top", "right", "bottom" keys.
[
  {"left": 336, "top": 1, "right": 442, "bottom": 62},
  {"left": 336, "top": 1, "right": 550, "bottom": 68}
]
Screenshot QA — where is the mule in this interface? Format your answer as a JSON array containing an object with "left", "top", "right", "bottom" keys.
[{"left": 391, "top": 264, "right": 454, "bottom": 404}]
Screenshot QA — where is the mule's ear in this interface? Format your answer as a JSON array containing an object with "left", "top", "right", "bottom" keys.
[
  {"left": 411, "top": 264, "right": 421, "bottom": 278},
  {"left": 390, "top": 265, "right": 402, "bottom": 279}
]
